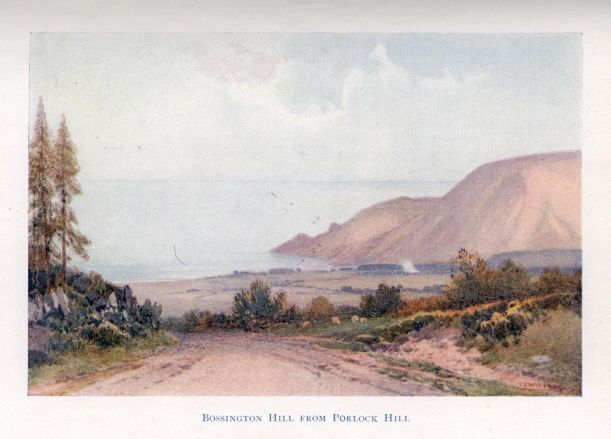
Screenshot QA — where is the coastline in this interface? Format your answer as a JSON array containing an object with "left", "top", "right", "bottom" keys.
[{"left": 129, "top": 269, "right": 450, "bottom": 317}]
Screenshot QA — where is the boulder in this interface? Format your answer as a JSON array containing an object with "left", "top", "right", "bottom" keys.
[
  {"left": 56, "top": 289, "right": 71, "bottom": 316},
  {"left": 42, "top": 292, "right": 59, "bottom": 314},
  {"left": 531, "top": 355, "right": 551, "bottom": 365},
  {"left": 28, "top": 299, "right": 44, "bottom": 323},
  {"left": 28, "top": 325, "right": 53, "bottom": 367},
  {"left": 108, "top": 292, "right": 118, "bottom": 308}
]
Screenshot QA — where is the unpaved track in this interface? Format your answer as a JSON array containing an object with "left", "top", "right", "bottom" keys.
[{"left": 34, "top": 332, "right": 448, "bottom": 396}]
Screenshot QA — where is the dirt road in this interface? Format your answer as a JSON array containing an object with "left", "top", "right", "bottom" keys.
[
  {"left": 31, "top": 328, "right": 558, "bottom": 396},
  {"left": 33, "top": 331, "right": 451, "bottom": 396}
]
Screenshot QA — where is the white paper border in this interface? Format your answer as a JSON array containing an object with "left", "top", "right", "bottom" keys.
[{"left": 2, "top": 1, "right": 611, "bottom": 438}]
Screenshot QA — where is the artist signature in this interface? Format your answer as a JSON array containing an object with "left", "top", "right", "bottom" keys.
[{"left": 518, "top": 381, "right": 562, "bottom": 391}]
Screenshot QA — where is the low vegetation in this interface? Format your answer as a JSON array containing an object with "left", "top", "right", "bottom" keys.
[
  {"left": 29, "top": 268, "right": 171, "bottom": 373},
  {"left": 480, "top": 308, "right": 581, "bottom": 393},
  {"left": 29, "top": 330, "right": 176, "bottom": 388},
  {"left": 156, "top": 249, "right": 581, "bottom": 394},
  {"left": 359, "top": 283, "right": 404, "bottom": 317},
  {"left": 306, "top": 296, "right": 335, "bottom": 320}
]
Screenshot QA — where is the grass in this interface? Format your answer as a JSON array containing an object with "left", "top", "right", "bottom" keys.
[
  {"left": 271, "top": 317, "right": 396, "bottom": 339},
  {"left": 275, "top": 317, "right": 545, "bottom": 395},
  {"left": 28, "top": 330, "right": 177, "bottom": 388},
  {"left": 271, "top": 293, "right": 581, "bottom": 395},
  {"left": 314, "top": 339, "right": 370, "bottom": 352},
  {"left": 371, "top": 354, "right": 542, "bottom": 396},
  {"left": 480, "top": 308, "right": 581, "bottom": 394}
]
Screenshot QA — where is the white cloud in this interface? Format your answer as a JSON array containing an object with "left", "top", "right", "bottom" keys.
[{"left": 29, "top": 35, "right": 580, "bottom": 183}]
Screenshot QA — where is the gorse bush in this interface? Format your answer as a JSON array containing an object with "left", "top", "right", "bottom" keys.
[
  {"left": 232, "top": 280, "right": 298, "bottom": 329},
  {"left": 360, "top": 283, "right": 404, "bottom": 317}
]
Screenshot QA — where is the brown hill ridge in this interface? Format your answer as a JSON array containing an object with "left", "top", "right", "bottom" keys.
[{"left": 273, "top": 151, "right": 581, "bottom": 265}]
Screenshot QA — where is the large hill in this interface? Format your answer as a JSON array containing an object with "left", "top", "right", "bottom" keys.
[{"left": 273, "top": 151, "right": 581, "bottom": 265}]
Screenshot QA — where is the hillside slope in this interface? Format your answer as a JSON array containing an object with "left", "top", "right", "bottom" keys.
[{"left": 273, "top": 151, "right": 581, "bottom": 265}]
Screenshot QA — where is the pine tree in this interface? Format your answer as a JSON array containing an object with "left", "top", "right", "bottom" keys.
[
  {"left": 28, "top": 96, "right": 57, "bottom": 290},
  {"left": 52, "top": 115, "right": 90, "bottom": 281}
]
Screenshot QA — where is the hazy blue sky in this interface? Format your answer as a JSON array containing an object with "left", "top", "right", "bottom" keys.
[{"left": 30, "top": 33, "right": 581, "bottom": 182}]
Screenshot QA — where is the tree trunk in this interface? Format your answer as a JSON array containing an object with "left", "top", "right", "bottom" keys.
[
  {"left": 61, "top": 230, "right": 67, "bottom": 282},
  {"left": 44, "top": 241, "right": 50, "bottom": 292},
  {"left": 60, "top": 192, "right": 67, "bottom": 282}
]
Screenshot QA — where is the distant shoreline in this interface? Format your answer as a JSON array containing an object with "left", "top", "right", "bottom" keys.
[{"left": 128, "top": 269, "right": 452, "bottom": 317}]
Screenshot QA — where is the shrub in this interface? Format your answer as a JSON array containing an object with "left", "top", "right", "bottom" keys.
[
  {"left": 162, "top": 310, "right": 237, "bottom": 333},
  {"left": 232, "top": 280, "right": 292, "bottom": 329},
  {"left": 139, "top": 299, "right": 163, "bottom": 329},
  {"left": 28, "top": 350, "right": 49, "bottom": 368},
  {"left": 335, "top": 304, "right": 361, "bottom": 318},
  {"left": 360, "top": 283, "right": 404, "bottom": 317},
  {"left": 89, "top": 322, "right": 127, "bottom": 347},
  {"left": 520, "top": 291, "right": 581, "bottom": 315},
  {"left": 89, "top": 272, "right": 113, "bottom": 298},
  {"left": 48, "top": 331, "right": 87, "bottom": 353},
  {"left": 445, "top": 250, "right": 495, "bottom": 308},
  {"left": 182, "top": 310, "right": 214, "bottom": 332},
  {"left": 378, "top": 314, "right": 437, "bottom": 341},
  {"left": 307, "top": 296, "right": 335, "bottom": 320},
  {"left": 492, "top": 260, "right": 531, "bottom": 300},
  {"left": 537, "top": 268, "right": 582, "bottom": 295},
  {"left": 445, "top": 250, "right": 533, "bottom": 308},
  {"left": 408, "top": 314, "right": 437, "bottom": 332},
  {"left": 401, "top": 295, "right": 448, "bottom": 316}
]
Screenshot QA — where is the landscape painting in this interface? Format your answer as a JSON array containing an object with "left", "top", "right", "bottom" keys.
[{"left": 28, "top": 33, "right": 582, "bottom": 396}]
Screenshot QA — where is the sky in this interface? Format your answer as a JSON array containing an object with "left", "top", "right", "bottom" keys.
[{"left": 29, "top": 33, "right": 582, "bottom": 182}]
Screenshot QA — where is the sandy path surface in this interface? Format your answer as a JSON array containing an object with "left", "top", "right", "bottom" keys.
[{"left": 40, "top": 332, "right": 447, "bottom": 396}]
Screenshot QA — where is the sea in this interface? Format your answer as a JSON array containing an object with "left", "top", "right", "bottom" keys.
[{"left": 72, "top": 180, "right": 455, "bottom": 282}]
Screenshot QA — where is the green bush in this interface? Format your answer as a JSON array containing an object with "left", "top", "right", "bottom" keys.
[
  {"left": 48, "top": 331, "right": 87, "bottom": 353},
  {"left": 445, "top": 250, "right": 533, "bottom": 308},
  {"left": 232, "top": 280, "right": 294, "bottom": 329},
  {"left": 139, "top": 299, "right": 163, "bottom": 329},
  {"left": 28, "top": 350, "right": 49, "bottom": 368},
  {"left": 360, "top": 283, "right": 404, "bottom": 317},
  {"left": 89, "top": 322, "right": 127, "bottom": 347},
  {"left": 493, "top": 260, "right": 531, "bottom": 300},
  {"left": 377, "top": 314, "right": 437, "bottom": 341}
]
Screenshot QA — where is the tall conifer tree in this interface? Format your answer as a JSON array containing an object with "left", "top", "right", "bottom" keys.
[
  {"left": 52, "top": 115, "right": 90, "bottom": 281},
  {"left": 28, "top": 97, "right": 57, "bottom": 290}
]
